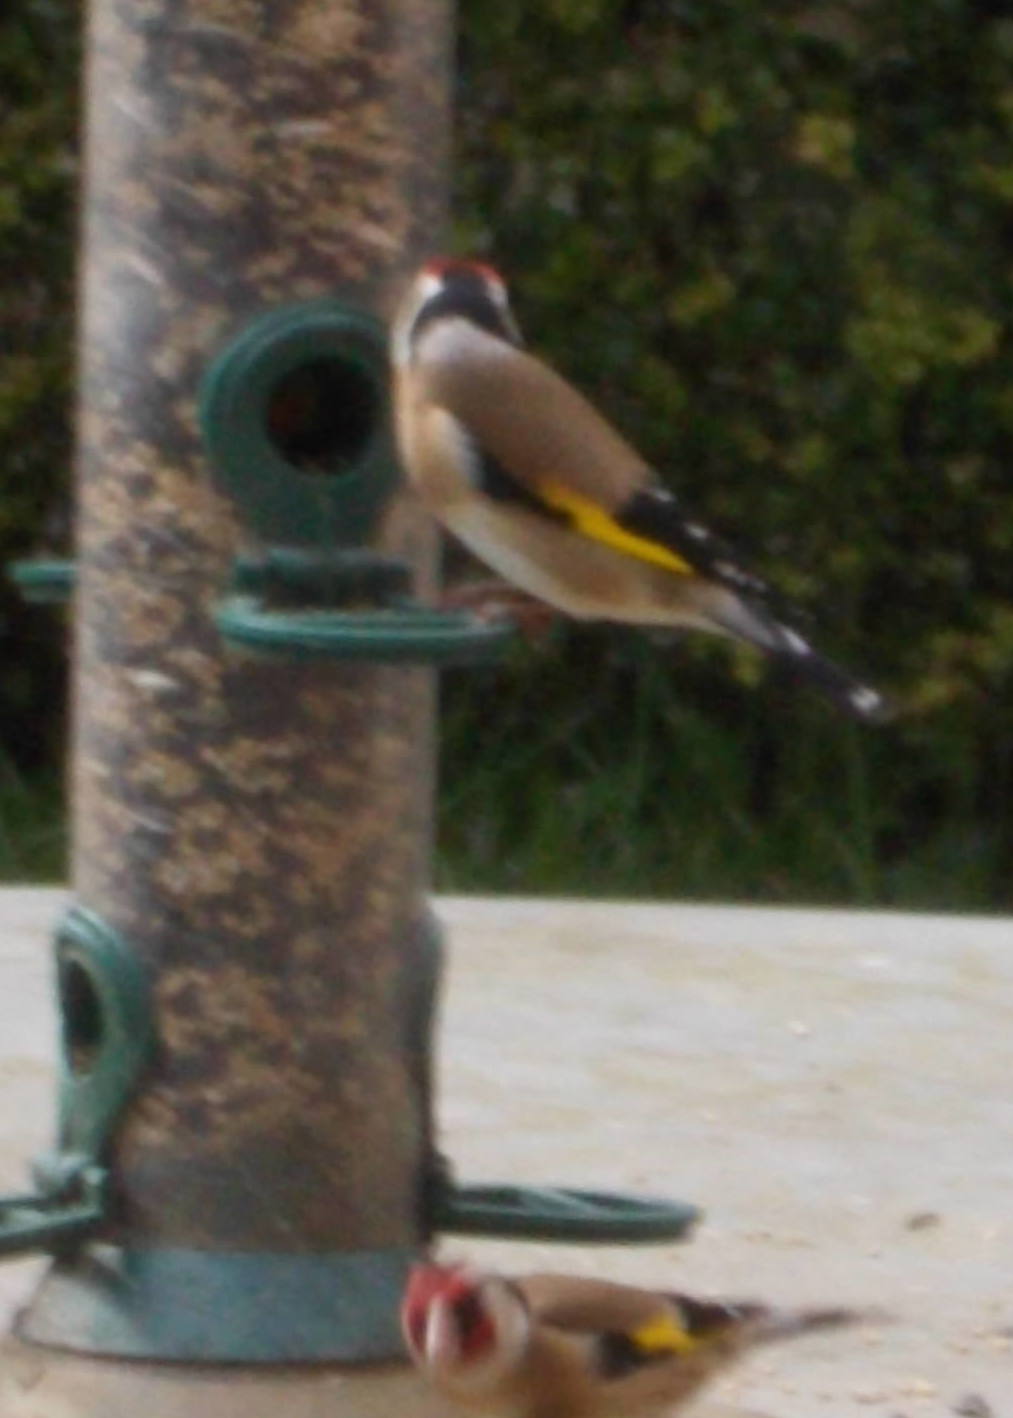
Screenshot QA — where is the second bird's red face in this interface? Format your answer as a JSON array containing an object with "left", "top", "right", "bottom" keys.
[{"left": 402, "top": 1262, "right": 498, "bottom": 1370}]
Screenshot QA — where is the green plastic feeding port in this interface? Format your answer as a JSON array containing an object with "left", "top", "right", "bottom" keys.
[
  {"left": 200, "top": 299, "right": 396, "bottom": 549},
  {"left": 200, "top": 298, "right": 514, "bottom": 664},
  {"left": 0, "top": 907, "right": 155, "bottom": 1258},
  {"left": 51, "top": 907, "right": 155, "bottom": 1167}
]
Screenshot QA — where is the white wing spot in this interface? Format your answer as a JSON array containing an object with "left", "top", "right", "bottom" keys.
[
  {"left": 715, "top": 560, "right": 757, "bottom": 588},
  {"left": 850, "top": 686, "right": 883, "bottom": 715},
  {"left": 781, "top": 628, "right": 812, "bottom": 657}
]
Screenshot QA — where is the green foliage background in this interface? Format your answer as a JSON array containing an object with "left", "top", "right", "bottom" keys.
[
  {"left": 0, "top": 0, "right": 74, "bottom": 876},
  {"left": 3, "top": 0, "right": 1012, "bottom": 905}
]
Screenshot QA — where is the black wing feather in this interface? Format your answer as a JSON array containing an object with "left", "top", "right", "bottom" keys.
[
  {"left": 617, "top": 486, "right": 775, "bottom": 600},
  {"left": 459, "top": 427, "right": 570, "bottom": 524},
  {"left": 594, "top": 1331, "right": 670, "bottom": 1380}
]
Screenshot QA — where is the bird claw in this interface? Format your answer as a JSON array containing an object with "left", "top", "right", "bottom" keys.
[{"left": 440, "top": 580, "right": 560, "bottom": 643}]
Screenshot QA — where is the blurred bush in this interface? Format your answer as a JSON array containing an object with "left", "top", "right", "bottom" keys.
[
  {"left": 0, "top": 0, "right": 75, "bottom": 791},
  {"left": 443, "top": 0, "right": 1013, "bottom": 907},
  {"left": 2, "top": 0, "right": 1011, "bottom": 903}
]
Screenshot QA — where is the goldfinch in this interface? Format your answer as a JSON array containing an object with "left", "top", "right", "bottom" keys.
[
  {"left": 390, "top": 258, "right": 890, "bottom": 721},
  {"left": 401, "top": 1261, "right": 865, "bottom": 1418}
]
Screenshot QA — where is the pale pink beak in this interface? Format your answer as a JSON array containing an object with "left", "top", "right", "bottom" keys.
[{"left": 422, "top": 1294, "right": 461, "bottom": 1370}]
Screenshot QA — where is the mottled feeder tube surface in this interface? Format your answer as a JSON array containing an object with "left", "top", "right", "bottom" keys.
[{"left": 20, "top": 0, "right": 451, "bottom": 1359}]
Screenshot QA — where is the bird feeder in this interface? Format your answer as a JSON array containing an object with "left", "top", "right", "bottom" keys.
[{"left": 0, "top": 0, "right": 696, "bottom": 1406}]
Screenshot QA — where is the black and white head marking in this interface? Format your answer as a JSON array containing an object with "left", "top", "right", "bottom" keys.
[{"left": 394, "top": 261, "right": 522, "bottom": 366}]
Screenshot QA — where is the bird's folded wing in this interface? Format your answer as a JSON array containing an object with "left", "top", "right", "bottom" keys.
[
  {"left": 414, "top": 325, "right": 650, "bottom": 508},
  {"left": 417, "top": 326, "right": 776, "bottom": 600},
  {"left": 518, "top": 1274, "right": 685, "bottom": 1339}
]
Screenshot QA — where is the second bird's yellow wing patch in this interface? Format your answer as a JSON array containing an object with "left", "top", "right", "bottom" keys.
[
  {"left": 629, "top": 1312, "right": 701, "bottom": 1357},
  {"left": 537, "top": 481, "right": 693, "bottom": 577}
]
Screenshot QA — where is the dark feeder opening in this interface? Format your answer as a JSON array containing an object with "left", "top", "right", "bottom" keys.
[
  {"left": 265, "top": 357, "right": 380, "bottom": 475},
  {"left": 59, "top": 957, "right": 104, "bottom": 1076}
]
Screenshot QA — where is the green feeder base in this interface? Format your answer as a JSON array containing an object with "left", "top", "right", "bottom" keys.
[{"left": 17, "top": 1246, "right": 415, "bottom": 1362}]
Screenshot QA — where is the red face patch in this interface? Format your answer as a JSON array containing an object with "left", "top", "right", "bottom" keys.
[
  {"left": 402, "top": 1263, "right": 453, "bottom": 1352},
  {"left": 421, "top": 255, "right": 505, "bottom": 290},
  {"left": 401, "top": 1263, "right": 497, "bottom": 1365}
]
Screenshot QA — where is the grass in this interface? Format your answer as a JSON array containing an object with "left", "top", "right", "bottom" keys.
[
  {"left": 0, "top": 754, "right": 65, "bottom": 882},
  {"left": 0, "top": 632, "right": 1008, "bottom": 912},
  {"left": 436, "top": 631, "right": 1011, "bottom": 912}
]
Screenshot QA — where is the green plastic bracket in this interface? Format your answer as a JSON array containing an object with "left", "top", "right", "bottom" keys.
[
  {"left": 8, "top": 559, "right": 75, "bottom": 604},
  {"left": 436, "top": 1184, "right": 699, "bottom": 1244},
  {"left": 199, "top": 299, "right": 396, "bottom": 549},
  {"left": 232, "top": 547, "right": 412, "bottom": 605},
  {"left": 0, "top": 906, "right": 156, "bottom": 1259},
  {"left": 216, "top": 594, "right": 514, "bottom": 664},
  {"left": 0, "top": 1173, "right": 107, "bottom": 1259}
]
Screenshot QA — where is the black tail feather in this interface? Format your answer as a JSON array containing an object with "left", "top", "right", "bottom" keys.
[{"left": 772, "top": 639, "right": 895, "bottom": 723}]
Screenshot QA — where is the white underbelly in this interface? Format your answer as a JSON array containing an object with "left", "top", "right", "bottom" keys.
[{"left": 440, "top": 499, "right": 710, "bottom": 628}]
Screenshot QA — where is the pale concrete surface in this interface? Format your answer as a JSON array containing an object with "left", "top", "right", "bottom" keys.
[{"left": 1, "top": 888, "right": 1011, "bottom": 1417}]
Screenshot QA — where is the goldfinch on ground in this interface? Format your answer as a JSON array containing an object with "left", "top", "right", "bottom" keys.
[
  {"left": 401, "top": 1261, "right": 866, "bottom": 1417},
  {"left": 390, "top": 257, "right": 891, "bottom": 721}
]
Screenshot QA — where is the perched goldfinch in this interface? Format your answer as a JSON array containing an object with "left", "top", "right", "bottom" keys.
[
  {"left": 401, "top": 1261, "right": 864, "bottom": 1418},
  {"left": 391, "top": 258, "right": 890, "bottom": 721}
]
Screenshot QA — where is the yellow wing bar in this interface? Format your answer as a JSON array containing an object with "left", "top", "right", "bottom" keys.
[{"left": 538, "top": 480, "right": 693, "bottom": 577}]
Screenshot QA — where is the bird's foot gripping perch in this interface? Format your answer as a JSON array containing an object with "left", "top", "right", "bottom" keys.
[{"left": 440, "top": 578, "right": 562, "bottom": 642}]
